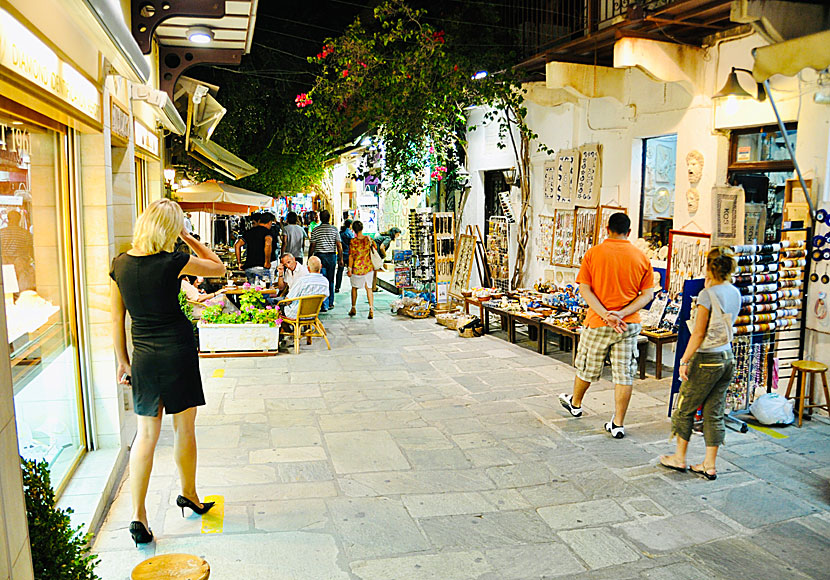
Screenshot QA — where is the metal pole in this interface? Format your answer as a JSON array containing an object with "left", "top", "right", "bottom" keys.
[{"left": 764, "top": 79, "right": 815, "bottom": 218}]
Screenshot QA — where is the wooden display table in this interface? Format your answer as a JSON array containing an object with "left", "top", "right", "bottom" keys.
[
  {"left": 640, "top": 330, "right": 678, "bottom": 380},
  {"left": 132, "top": 554, "right": 210, "bottom": 580},
  {"left": 540, "top": 322, "right": 581, "bottom": 366}
]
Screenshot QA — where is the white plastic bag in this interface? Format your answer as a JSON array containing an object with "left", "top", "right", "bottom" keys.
[{"left": 749, "top": 393, "right": 795, "bottom": 425}]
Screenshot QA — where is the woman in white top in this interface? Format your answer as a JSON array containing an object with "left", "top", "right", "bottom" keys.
[{"left": 660, "top": 247, "right": 740, "bottom": 480}]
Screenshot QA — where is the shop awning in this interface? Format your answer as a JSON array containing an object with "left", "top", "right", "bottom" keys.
[
  {"left": 175, "top": 180, "right": 272, "bottom": 215},
  {"left": 752, "top": 30, "right": 830, "bottom": 83},
  {"left": 75, "top": 0, "right": 151, "bottom": 83},
  {"left": 188, "top": 136, "right": 257, "bottom": 181},
  {"left": 131, "top": 85, "right": 186, "bottom": 135}
]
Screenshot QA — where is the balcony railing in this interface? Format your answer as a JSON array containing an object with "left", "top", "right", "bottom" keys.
[{"left": 504, "top": 0, "right": 732, "bottom": 66}]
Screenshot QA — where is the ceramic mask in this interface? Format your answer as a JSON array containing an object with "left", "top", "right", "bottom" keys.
[
  {"left": 686, "top": 188, "right": 700, "bottom": 215},
  {"left": 686, "top": 150, "right": 704, "bottom": 183}
]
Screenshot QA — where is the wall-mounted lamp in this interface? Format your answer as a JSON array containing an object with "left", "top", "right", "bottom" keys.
[
  {"left": 163, "top": 168, "right": 176, "bottom": 182},
  {"left": 713, "top": 67, "right": 766, "bottom": 115},
  {"left": 187, "top": 26, "right": 214, "bottom": 44},
  {"left": 502, "top": 167, "right": 520, "bottom": 187}
]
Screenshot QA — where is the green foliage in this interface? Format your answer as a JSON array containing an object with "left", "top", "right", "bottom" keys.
[
  {"left": 21, "top": 458, "right": 100, "bottom": 580},
  {"left": 298, "top": 0, "right": 542, "bottom": 198},
  {"left": 178, "top": 289, "right": 194, "bottom": 321},
  {"left": 201, "top": 293, "right": 282, "bottom": 327}
]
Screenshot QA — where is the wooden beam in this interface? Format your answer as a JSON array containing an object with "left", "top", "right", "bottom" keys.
[{"left": 644, "top": 15, "right": 726, "bottom": 30}]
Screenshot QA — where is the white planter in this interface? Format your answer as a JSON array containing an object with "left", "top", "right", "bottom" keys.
[{"left": 198, "top": 322, "right": 280, "bottom": 352}]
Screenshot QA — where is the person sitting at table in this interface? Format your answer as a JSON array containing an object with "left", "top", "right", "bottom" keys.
[
  {"left": 234, "top": 213, "right": 274, "bottom": 285},
  {"left": 275, "top": 252, "right": 309, "bottom": 293},
  {"left": 278, "top": 256, "right": 329, "bottom": 319},
  {"left": 180, "top": 276, "right": 238, "bottom": 317}
]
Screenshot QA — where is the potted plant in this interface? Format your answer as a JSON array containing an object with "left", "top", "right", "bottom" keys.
[
  {"left": 21, "top": 457, "right": 100, "bottom": 579},
  {"left": 197, "top": 287, "right": 282, "bottom": 352}
]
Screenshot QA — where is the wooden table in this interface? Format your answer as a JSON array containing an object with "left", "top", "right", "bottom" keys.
[
  {"left": 480, "top": 303, "right": 546, "bottom": 353},
  {"left": 462, "top": 296, "right": 488, "bottom": 321},
  {"left": 540, "top": 322, "right": 581, "bottom": 366},
  {"left": 641, "top": 330, "right": 679, "bottom": 380}
]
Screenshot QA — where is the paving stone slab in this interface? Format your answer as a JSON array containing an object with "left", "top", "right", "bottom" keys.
[
  {"left": 156, "top": 531, "right": 351, "bottom": 579},
  {"left": 387, "top": 427, "right": 455, "bottom": 450},
  {"left": 252, "top": 498, "right": 329, "bottom": 532},
  {"left": 320, "top": 411, "right": 428, "bottom": 432},
  {"left": 403, "top": 448, "right": 472, "bottom": 470},
  {"left": 685, "top": 537, "right": 813, "bottom": 580},
  {"left": 518, "top": 481, "right": 587, "bottom": 508},
  {"left": 557, "top": 527, "right": 641, "bottom": 570},
  {"left": 538, "top": 498, "right": 629, "bottom": 530},
  {"left": 325, "top": 431, "right": 410, "bottom": 473},
  {"left": 700, "top": 481, "right": 819, "bottom": 528},
  {"left": 619, "top": 510, "right": 733, "bottom": 552},
  {"left": 749, "top": 519, "right": 830, "bottom": 579},
  {"left": 339, "top": 470, "right": 496, "bottom": 496},
  {"left": 249, "top": 446, "right": 328, "bottom": 464},
  {"left": 328, "top": 497, "right": 430, "bottom": 559},
  {"left": 350, "top": 551, "right": 493, "bottom": 580},
  {"left": 274, "top": 461, "right": 333, "bottom": 483},
  {"left": 639, "top": 562, "right": 712, "bottom": 580},
  {"left": 420, "top": 510, "right": 557, "bottom": 549},
  {"left": 485, "top": 462, "right": 555, "bottom": 488},
  {"left": 483, "top": 542, "right": 586, "bottom": 579},
  {"left": 269, "top": 426, "right": 323, "bottom": 447},
  {"left": 402, "top": 492, "right": 498, "bottom": 518},
  {"left": 464, "top": 446, "right": 522, "bottom": 468}
]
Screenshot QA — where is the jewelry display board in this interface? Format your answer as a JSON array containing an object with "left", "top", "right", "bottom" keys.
[
  {"left": 666, "top": 231, "right": 710, "bottom": 297},
  {"left": 535, "top": 214, "right": 555, "bottom": 263},
  {"left": 448, "top": 234, "right": 476, "bottom": 300},
  {"left": 433, "top": 212, "right": 455, "bottom": 283},
  {"left": 553, "top": 149, "right": 578, "bottom": 209},
  {"left": 551, "top": 209, "right": 576, "bottom": 266},
  {"left": 409, "top": 208, "right": 435, "bottom": 293},
  {"left": 575, "top": 143, "right": 601, "bottom": 208},
  {"left": 487, "top": 217, "right": 511, "bottom": 293},
  {"left": 571, "top": 207, "right": 597, "bottom": 266},
  {"left": 595, "top": 205, "right": 627, "bottom": 245},
  {"left": 543, "top": 161, "right": 557, "bottom": 201}
]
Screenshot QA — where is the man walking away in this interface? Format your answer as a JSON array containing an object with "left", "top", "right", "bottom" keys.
[
  {"left": 336, "top": 218, "right": 354, "bottom": 293},
  {"left": 559, "top": 212, "right": 654, "bottom": 439},
  {"left": 282, "top": 211, "right": 307, "bottom": 263},
  {"left": 235, "top": 213, "right": 274, "bottom": 285},
  {"left": 309, "top": 210, "right": 342, "bottom": 311}
]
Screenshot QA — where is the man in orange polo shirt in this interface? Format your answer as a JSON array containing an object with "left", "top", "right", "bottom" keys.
[{"left": 559, "top": 213, "right": 654, "bottom": 439}]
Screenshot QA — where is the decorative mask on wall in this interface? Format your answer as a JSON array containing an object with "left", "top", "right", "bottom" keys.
[
  {"left": 686, "top": 150, "right": 704, "bottom": 184},
  {"left": 686, "top": 188, "right": 700, "bottom": 215}
]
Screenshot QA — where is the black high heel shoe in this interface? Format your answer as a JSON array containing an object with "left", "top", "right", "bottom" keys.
[
  {"left": 176, "top": 495, "right": 215, "bottom": 517},
  {"left": 129, "top": 521, "right": 153, "bottom": 546}
]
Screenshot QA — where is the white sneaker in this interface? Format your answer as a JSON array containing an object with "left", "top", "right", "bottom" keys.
[
  {"left": 558, "top": 393, "right": 583, "bottom": 418},
  {"left": 604, "top": 417, "right": 625, "bottom": 439}
]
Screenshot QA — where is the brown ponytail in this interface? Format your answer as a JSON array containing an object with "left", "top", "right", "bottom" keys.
[{"left": 708, "top": 247, "right": 736, "bottom": 282}]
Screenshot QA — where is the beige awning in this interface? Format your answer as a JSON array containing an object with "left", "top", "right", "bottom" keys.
[
  {"left": 188, "top": 136, "right": 257, "bottom": 181},
  {"left": 131, "top": 84, "right": 186, "bottom": 135},
  {"left": 752, "top": 30, "right": 830, "bottom": 83},
  {"left": 174, "top": 180, "right": 272, "bottom": 215}
]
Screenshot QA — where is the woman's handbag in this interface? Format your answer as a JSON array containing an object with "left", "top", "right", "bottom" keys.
[
  {"left": 687, "top": 289, "right": 733, "bottom": 350},
  {"left": 370, "top": 244, "right": 384, "bottom": 271}
]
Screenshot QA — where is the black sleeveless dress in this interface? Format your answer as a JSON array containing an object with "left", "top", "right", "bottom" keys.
[{"left": 110, "top": 251, "right": 204, "bottom": 416}]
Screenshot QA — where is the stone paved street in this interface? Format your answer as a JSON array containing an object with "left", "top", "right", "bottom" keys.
[{"left": 93, "top": 293, "right": 830, "bottom": 579}]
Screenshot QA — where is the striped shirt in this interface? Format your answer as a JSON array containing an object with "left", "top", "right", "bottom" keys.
[
  {"left": 281, "top": 272, "right": 330, "bottom": 318},
  {"left": 310, "top": 223, "right": 338, "bottom": 254}
]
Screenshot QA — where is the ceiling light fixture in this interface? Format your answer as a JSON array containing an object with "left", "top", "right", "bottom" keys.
[
  {"left": 187, "top": 26, "right": 214, "bottom": 44},
  {"left": 713, "top": 67, "right": 766, "bottom": 114}
]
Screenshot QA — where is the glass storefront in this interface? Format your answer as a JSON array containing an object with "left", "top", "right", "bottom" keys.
[{"left": 0, "top": 112, "right": 84, "bottom": 487}]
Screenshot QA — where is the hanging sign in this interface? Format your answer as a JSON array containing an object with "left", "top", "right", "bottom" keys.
[
  {"left": 134, "top": 118, "right": 159, "bottom": 157},
  {"left": 575, "top": 144, "right": 601, "bottom": 208},
  {"left": 553, "top": 149, "right": 578, "bottom": 209},
  {"left": 0, "top": 9, "right": 102, "bottom": 123}
]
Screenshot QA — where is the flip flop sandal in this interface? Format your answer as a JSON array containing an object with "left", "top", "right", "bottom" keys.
[
  {"left": 659, "top": 456, "right": 687, "bottom": 473},
  {"left": 690, "top": 465, "right": 717, "bottom": 480}
]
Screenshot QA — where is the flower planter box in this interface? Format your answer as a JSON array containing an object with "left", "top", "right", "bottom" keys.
[{"left": 197, "top": 322, "right": 280, "bottom": 353}]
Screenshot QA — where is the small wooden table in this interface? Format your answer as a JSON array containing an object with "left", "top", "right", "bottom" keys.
[
  {"left": 541, "top": 322, "right": 581, "bottom": 366},
  {"left": 641, "top": 330, "right": 679, "bottom": 380},
  {"left": 222, "top": 287, "right": 279, "bottom": 296}
]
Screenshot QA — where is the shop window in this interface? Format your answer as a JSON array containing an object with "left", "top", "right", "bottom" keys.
[
  {"left": 728, "top": 124, "right": 796, "bottom": 243},
  {"left": 0, "top": 114, "right": 84, "bottom": 488},
  {"left": 135, "top": 157, "right": 148, "bottom": 215},
  {"left": 639, "top": 134, "right": 678, "bottom": 248}
]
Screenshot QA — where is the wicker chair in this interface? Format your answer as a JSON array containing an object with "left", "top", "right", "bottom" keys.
[{"left": 278, "top": 294, "right": 331, "bottom": 354}]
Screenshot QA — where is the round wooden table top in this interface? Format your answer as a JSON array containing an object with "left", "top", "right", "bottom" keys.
[{"left": 131, "top": 554, "right": 210, "bottom": 580}]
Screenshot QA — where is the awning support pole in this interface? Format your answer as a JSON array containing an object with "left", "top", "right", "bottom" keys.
[{"left": 765, "top": 79, "right": 815, "bottom": 218}]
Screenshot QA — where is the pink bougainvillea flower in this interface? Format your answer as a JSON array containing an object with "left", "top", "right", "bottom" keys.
[
  {"left": 358, "top": 61, "right": 367, "bottom": 68},
  {"left": 429, "top": 146, "right": 435, "bottom": 154},
  {"left": 342, "top": 69, "right": 349, "bottom": 78},
  {"left": 295, "top": 93, "right": 312, "bottom": 108},
  {"left": 242, "top": 282, "right": 251, "bottom": 289}
]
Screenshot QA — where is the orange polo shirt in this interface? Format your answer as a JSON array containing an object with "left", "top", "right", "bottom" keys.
[{"left": 576, "top": 239, "right": 654, "bottom": 329}]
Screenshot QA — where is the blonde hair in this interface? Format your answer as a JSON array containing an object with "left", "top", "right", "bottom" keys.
[
  {"left": 707, "top": 246, "right": 736, "bottom": 282},
  {"left": 132, "top": 199, "right": 184, "bottom": 254}
]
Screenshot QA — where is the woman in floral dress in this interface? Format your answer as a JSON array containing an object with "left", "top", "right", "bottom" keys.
[{"left": 348, "top": 220, "right": 376, "bottom": 319}]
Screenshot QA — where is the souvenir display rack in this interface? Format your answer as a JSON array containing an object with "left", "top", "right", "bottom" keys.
[
  {"left": 535, "top": 214, "right": 555, "bottom": 264},
  {"left": 666, "top": 231, "right": 710, "bottom": 297},
  {"left": 728, "top": 239, "right": 806, "bottom": 414},
  {"left": 408, "top": 208, "right": 436, "bottom": 294},
  {"left": 487, "top": 216, "right": 511, "bottom": 293},
  {"left": 572, "top": 207, "right": 598, "bottom": 266},
  {"left": 433, "top": 212, "right": 455, "bottom": 283},
  {"left": 551, "top": 209, "right": 575, "bottom": 266}
]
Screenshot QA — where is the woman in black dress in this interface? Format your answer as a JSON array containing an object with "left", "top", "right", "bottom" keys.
[{"left": 110, "top": 199, "right": 225, "bottom": 545}]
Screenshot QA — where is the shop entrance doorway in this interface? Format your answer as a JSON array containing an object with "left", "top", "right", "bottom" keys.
[
  {"left": 639, "top": 134, "right": 678, "bottom": 249},
  {"left": 483, "top": 169, "right": 508, "bottom": 239}
]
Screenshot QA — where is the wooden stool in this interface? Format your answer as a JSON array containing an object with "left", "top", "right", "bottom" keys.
[
  {"left": 132, "top": 554, "right": 210, "bottom": 580},
  {"left": 785, "top": 360, "right": 830, "bottom": 427}
]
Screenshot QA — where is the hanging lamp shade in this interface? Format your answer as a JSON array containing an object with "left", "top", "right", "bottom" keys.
[{"left": 714, "top": 68, "right": 756, "bottom": 100}]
